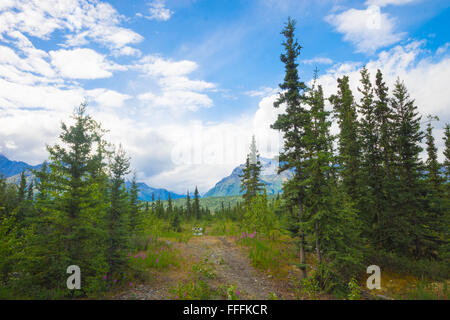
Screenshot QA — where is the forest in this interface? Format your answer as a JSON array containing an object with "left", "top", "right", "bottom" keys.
[{"left": 0, "top": 18, "right": 448, "bottom": 300}]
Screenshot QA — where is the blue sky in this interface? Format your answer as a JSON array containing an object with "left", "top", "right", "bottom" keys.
[{"left": 0, "top": 0, "right": 449, "bottom": 194}]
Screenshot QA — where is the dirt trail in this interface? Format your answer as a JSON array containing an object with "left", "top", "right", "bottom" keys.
[{"left": 115, "top": 235, "right": 292, "bottom": 300}]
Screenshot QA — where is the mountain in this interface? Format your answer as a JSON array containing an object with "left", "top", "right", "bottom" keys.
[
  {"left": 1, "top": 154, "right": 183, "bottom": 202},
  {"left": 0, "top": 154, "right": 43, "bottom": 178},
  {"left": 203, "top": 157, "right": 293, "bottom": 197},
  {"left": 125, "top": 181, "right": 185, "bottom": 202}
]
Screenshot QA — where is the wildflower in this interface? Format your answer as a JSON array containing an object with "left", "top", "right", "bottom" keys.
[
  {"left": 268, "top": 268, "right": 270, "bottom": 273},
  {"left": 103, "top": 275, "right": 107, "bottom": 280},
  {"left": 175, "top": 296, "right": 178, "bottom": 300},
  {"left": 129, "top": 282, "right": 133, "bottom": 287},
  {"left": 114, "top": 279, "right": 117, "bottom": 284},
  {"left": 134, "top": 255, "right": 138, "bottom": 259},
  {"left": 127, "top": 252, "right": 131, "bottom": 257},
  {"left": 236, "top": 289, "right": 240, "bottom": 296},
  {"left": 156, "top": 258, "right": 159, "bottom": 264},
  {"left": 184, "top": 292, "right": 187, "bottom": 297}
]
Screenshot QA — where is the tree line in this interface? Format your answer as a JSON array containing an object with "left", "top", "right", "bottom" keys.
[{"left": 234, "top": 18, "right": 449, "bottom": 293}]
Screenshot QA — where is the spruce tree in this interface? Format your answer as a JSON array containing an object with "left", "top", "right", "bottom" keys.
[
  {"left": 272, "top": 17, "right": 309, "bottom": 278},
  {"left": 30, "top": 103, "right": 109, "bottom": 296},
  {"left": 444, "top": 124, "right": 450, "bottom": 181},
  {"left": 240, "top": 136, "right": 264, "bottom": 206},
  {"left": 108, "top": 145, "right": 131, "bottom": 279},
  {"left": 357, "top": 67, "right": 383, "bottom": 239},
  {"left": 186, "top": 191, "right": 192, "bottom": 220},
  {"left": 193, "top": 187, "right": 200, "bottom": 220},
  {"left": 373, "top": 69, "right": 396, "bottom": 249},
  {"left": 330, "top": 75, "right": 361, "bottom": 202},
  {"left": 391, "top": 78, "right": 425, "bottom": 257},
  {"left": 129, "top": 172, "right": 141, "bottom": 234}
]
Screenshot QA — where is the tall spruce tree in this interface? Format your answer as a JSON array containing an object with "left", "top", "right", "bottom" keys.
[
  {"left": 129, "top": 172, "right": 141, "bottom": 234},
  {"left": 107, "top": 145, "right": 131, "bottom": 279},
  {"left": 30, "top": 103, "right": 109, "bottom": 296},
  {"left": 186, "top": 191, "right": 192, "bottom": 220},
  {"left": 272, "top": 17, "right": 309, "bottom": 278},
  {"left": 444, "top": 124, "right": 450, "bottom": 181},
  {"left": 373, "top": 69, "right": 396, "bottom": 249},
  {"left": 391, "top": 78, "right": 425, "bottom": 257},
  {"left": 239, "top": 135, "right": 264, "bottom": 206},
  {"left": 330, "top": 75, "right": 361, "bottom": 203},
  {"left": 358, "top": 67, "right": 383, "bottom": 239},
  {"left": 193, "top": 187, "right": 200, "bottom": 220}
]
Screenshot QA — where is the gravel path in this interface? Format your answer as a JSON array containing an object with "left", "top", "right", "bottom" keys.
[{"left": 114, "top": 235, "right": 291, "bottom": 300}]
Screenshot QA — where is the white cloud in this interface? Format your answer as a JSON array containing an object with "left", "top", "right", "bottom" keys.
[
  {"left": 326, "top": 5, "right": 405, "bottom": 53},
  {"left": 314, "top": 41, "right": 450, "bottom": 161},
  {"left": 146, "top": 0, "right": 173, "bottom": 21},
  {"left": 87, "top": 89, "right": 131, "bottom": 108},
  {"left": 139, "top": 90, "right": 213, "bottom": 111},
  {"left": 245, "top": 87, "right": 279, "bottom": 97},
  {"left": 135, "top": 55, "right": 215, "bottom": 111},
  {"left": 302, "top": 57, "right": 334, "bottom": 65},
  {"left": 436, "top": 42, "right": 450, "bottom": 56},
  {"left": 49, "top": 48, "right": 125, "bottom": 79},
  {"left": 0, "top": 0, "right": 143, "bottom": 54},
  {"left": 137, "top": 55, "right": 198, "bottom": 77},
  {"left": 158, "top": 76, "right": 215, "bottom": 91}
]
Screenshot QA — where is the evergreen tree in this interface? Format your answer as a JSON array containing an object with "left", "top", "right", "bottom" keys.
[
  {"left": 423, "top": 116, "right": 445, "bottom": 258},
  {"left": 186, "top": 191, "right": 192, "bottom": 220},
  {"left": 357, "top": 67, "right": 383, "bottom": 239},
  {"left": 29, "top": 103, "right": 109, "bottom": 296},
  {"left": 107, "top": 145, "right": 131, "bottom": 279},
  {"left": 330, "top": 75, "right": 361, "bottom": 202},
  {"left": 425, "top": 116, "right": 442, "bottom": 189},
  {"left": 239, "top": 135, "right": 264, "bottom": 206},
  {"left": 272, "top": 17, "right": 309, "bottom": 278},
  {"left": 129, "top": 172, "right": 141, "bottom": 234},
  {"left": 391, "top": 78, "right": 425, "bottom": 257},
  {"left": 444, "top": 124, "right": 450, "bottom": 181},
  {"left": 193, "top": 186, "right": 200, "bottom": 220},
  {"left": 373, "top": 69, "right": 396, "bottom": 249}
]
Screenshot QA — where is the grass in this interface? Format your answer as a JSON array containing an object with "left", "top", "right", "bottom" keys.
[{"left": 394, "top": 280, "right": 449, "bottom": 300}]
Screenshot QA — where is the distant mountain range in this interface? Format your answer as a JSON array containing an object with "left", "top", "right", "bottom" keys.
[
  {"left": 0, "top": 154, "right": 43, "bottom": 178},
  {"left": 0, "top": 154, "right": 183, "bottom": 201},
  {"left": 1, "top": 154, "right": 291, "bottom": 201},
  {"left": 124, "top": 181, "right": 185, "bottom": 201},
  {"left": 203, "top": 157, "right": 292, "bottom": 197}
]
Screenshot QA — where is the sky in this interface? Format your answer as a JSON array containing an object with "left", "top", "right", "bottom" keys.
[{"left": 0, "top": 0, "right": 449, "bottom": 194}]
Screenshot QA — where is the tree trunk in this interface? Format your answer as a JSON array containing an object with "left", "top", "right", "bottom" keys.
[
  {"left": 315, "top": 220, "right": 321, "bottom": 263},
  {"left": 298, "top": 200, "right": 307, "bottom": 279}
]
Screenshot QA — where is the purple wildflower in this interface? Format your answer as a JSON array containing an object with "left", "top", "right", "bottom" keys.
[{"left": 103, "top": 275, "right": 107, "bottom": 280}]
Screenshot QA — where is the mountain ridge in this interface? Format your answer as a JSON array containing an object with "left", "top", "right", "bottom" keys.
[{"left": 203, "top": 157, "right": 292, "bottom": 197}]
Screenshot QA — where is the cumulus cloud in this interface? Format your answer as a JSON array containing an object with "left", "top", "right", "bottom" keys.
[
  {"left": 146, "top": 0, "right": 174, "bottom": 21},
  {"left": 314, "top": 40, "right": 450, "bottom": 161},
  {"left": 136, "top": 55, "right": 216, "bottom": 111},
  {"left": 50, "top": 48, "right": 126, "bottom": 79},
  {"left": 326, "top": 5, "right": 405, "bottom": 53},
  {"left": 0, "top": 0, "right": 143, "bottom": 53}
]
